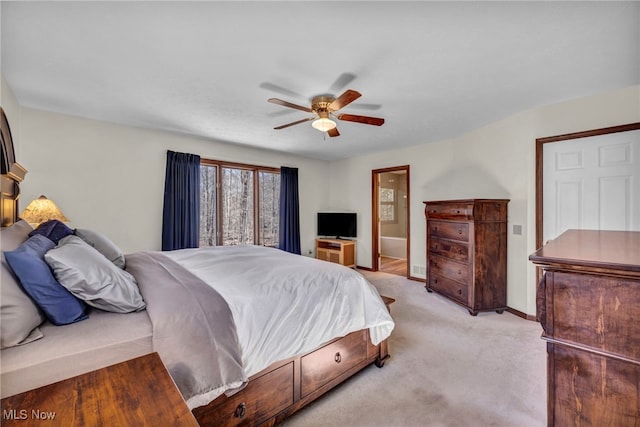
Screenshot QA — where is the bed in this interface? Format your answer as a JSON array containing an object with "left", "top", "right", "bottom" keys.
[{"left": 0, "top": 107, "right": 394, "bottom": 425}]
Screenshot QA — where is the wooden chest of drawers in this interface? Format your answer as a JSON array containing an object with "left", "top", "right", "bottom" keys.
[
  {"left": 424, "top": 199, "right": 509, "bottom": 315},
  {"left": 530, "top": 230, "right": 640, "bottom": 427}
]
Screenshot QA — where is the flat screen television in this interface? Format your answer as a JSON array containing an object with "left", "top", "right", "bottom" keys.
[{"left": 317, "top": 212, "right": 357, "bottom": 239}]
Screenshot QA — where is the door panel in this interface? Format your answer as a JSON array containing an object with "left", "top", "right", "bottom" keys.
[{"left": 543, "top": 130, "right": 640, "bottom": 242}]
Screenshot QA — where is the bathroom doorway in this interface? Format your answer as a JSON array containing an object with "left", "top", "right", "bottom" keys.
[{"left": 372, "top": 165, "right": 410, "bottom": 277}]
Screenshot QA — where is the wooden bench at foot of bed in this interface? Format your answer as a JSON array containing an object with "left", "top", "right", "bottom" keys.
[{"left": 193, "top": 296, "right": 394, "bottom": 426}]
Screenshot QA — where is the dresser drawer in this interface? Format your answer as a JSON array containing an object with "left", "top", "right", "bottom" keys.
[
  {"left": 429, "top": 238, "right": 469, "bottom": 262},
  {"left": 548, "top": 271, "right": 640, "bottom": 359},
  {"left": 429, "top": 274, "right": 469, "bottom": 304},
  {"left": 193, "top": 362, "right": 294, "bottom": 426},
  {"left": 429, "top": 221, "right": 469, "bottom": 242},
  {"left": 429, "top": 254, "right": 469, "bottom": 283},
  {"left": 549, "top": 343, "right": 640, "bottom": 427},
  {"left": 301, "top": 330, "right": 367, "bottom": 398},
  {"left": 425, "top": 202, "right": 473, "bottom": 219}
]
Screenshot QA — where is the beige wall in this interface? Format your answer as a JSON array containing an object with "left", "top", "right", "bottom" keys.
[
  {"left": 1, "top": 75, "right": 22, "bottom": 159},
  {"left": 15, "top": 107, "right": 331, "bottom": 255},
  {"left": 328, "top": 85, "right": 640, "bottom": 316},
  {"left": 5, "top": 70, "right": 639, "bottom": 316}
]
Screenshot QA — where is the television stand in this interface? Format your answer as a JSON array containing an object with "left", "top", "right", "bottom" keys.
[{"left": 315, "top": 238, "right": 356, "bottom": 268}]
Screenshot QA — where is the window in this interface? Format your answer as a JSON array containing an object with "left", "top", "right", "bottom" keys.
[
  {"left": 199, "top": 164, "right": 218, "bottom": 247},
  {"left": 379, "top": 187, "right": 396, "bottom": 222},
  {"left": 200, "top": 159, "right": 280, "bottom": 247},
  {"left": 258, "top": 171, "right": 280, "bottom": 246}
]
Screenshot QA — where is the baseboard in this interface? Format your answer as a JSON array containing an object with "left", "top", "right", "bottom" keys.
[
  {"left": 356, "top": 266, "right": 425, "bottom": 284},
  {"left": 358, "top": 268, "right": 538, "bottom": 321},
  {"left": 507, "top": 307, "right": 538, "bottom": 322}
]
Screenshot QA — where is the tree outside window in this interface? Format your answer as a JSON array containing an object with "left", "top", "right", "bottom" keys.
[
  {"left": 199, "top": 160, "right": 279, "bottom": 247},
  {"left": 199, "top": 164, "right": 218, "bottom": 247},
  {"left": 259, "top": 171, "right": 280, "bottom": 247}
]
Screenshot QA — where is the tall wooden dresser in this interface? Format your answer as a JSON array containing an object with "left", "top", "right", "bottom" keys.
[
  {"left": 423, "top": 199, "right": 509, "bottom": 315},
  {"left": 529, "top": 230, "right": 640, "bottom": 427}
]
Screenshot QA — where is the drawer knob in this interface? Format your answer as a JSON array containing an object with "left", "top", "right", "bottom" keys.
[
  {"left": 456, "top": 210, "right": 460, "bottom": 214},
  {"left": 458, "top": 229, "right": 462, "bottom": 234},
  {"left": 235, "top": 402, "right": 246, "bottom": 419},
  {"left": 334, "top": 352, "right": 342, "bottom": 363},
  {"left": 434, "top": 278, "right": 438, "bottom": 284},
  {"left": 457, "top": 289, "right": 462, "bottom": 295}
]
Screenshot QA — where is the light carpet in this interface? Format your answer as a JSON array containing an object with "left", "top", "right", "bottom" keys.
[{"left": 280, "top": 270, "right": 546, "bottom": 427}]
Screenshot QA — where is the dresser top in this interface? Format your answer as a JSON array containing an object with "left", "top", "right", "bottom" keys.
[
  {"left": 529, "top": 229, "right": 640, "bottom": 274},
  {"left": 422, "top": 199, "right": 510, "bottom": 204}
]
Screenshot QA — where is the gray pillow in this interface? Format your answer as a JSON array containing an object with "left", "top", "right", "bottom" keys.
[
  {"left": 75, "top": 228, "right": 125, "bottom": 269},
  {"left": 45, "top": 235, "right": 146, "bottom": 313},
  {"left": 1, "top": 220, "right": 45, "bottom": 349}
]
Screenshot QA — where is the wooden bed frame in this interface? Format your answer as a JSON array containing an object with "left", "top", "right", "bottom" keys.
[
  {"left": 0, "top": 107, "right": 392, "bottom": 425},
  {"left": 194, "top": 320, "right": 390, "bottom": 426}
]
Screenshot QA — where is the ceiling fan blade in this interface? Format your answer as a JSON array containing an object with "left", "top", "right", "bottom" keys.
[
  {"left": 328, "top": 73, "right": 357, "bottom": 93},
  {"left": 260, "top": 82, "right": 306, "bottom": 100},
  {"left": 329, "top": 90, "right": 361, "bottom": 111},
  {"left": 268, "top": 98, "right": 313, "bottom": 113},
  {"left": 337, "top": 113, "right": 385, "bottom": 126},
  {"left": 274, "top": 116, "right": 315, "bottom": 130},
  {"left": 327, "top": 127, "right": 340, "bottom": 138}
]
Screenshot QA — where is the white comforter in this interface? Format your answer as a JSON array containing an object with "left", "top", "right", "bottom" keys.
[{"left": 166, "top": 245, "right": 394, "bottom": 378}]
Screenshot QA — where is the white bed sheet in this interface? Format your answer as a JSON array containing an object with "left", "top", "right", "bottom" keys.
[{"left": 166, "top": 245, "right": 394, "bottom": 377}]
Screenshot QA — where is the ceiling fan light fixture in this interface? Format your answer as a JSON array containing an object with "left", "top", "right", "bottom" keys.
[{"left": 312, "top": 117, "right": 336, "bottom": 132}]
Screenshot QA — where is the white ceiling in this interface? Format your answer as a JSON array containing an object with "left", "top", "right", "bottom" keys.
[{"left": 2, "top": 1, "right": 639, "bottom": 161}]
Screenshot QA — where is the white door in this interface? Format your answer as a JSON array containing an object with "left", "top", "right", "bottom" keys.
[{"left": 543, "top": 129, "right": 640, "bottom": 242}]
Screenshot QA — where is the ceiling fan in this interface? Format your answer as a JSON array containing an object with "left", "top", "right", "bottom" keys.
[{"left": 268, "top": 89, "right": 384, "bottom": 137}]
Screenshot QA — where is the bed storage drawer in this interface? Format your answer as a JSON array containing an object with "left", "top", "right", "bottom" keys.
[
  {"left": 300, "top": 330, "right": 367, "bottom": 398},
  {"left": 193, "top": 362, "right": 294, "bottom": 426}
]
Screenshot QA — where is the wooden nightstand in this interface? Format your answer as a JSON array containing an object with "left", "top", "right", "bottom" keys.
[{"left": 1, "top": 352, "right": 198, "bottom": 426}]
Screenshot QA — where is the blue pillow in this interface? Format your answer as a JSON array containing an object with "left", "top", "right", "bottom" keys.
[
  {"left": 29, "top": 220, "right": 73, "bottom": 244},
  {"left": 4, "top": 235, "right": 88, "bottom": 326},
  {"left": 21, "top": 234, "right": 55, "bottom": 256}
]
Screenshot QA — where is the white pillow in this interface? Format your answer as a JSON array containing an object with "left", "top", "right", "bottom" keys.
[
  {"left": 75, "top": 228, "right": 125, "bottom": 269},
  {"left": 45, "top": 236, "right": 145, "bottom": 313}
]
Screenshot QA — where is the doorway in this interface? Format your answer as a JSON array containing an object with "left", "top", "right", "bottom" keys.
[{"left": 372, "top": 165, "right": 410, "bottom": 277}]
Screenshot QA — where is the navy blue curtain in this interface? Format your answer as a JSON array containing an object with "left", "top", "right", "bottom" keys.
[
  {"left": 278, "top": 166, "right": 301, "bottom": 254},
  {"left": 162, "top": 150, "right": 200, "bottom": 251}
]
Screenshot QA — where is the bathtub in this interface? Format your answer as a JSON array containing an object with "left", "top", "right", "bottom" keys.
[{"left": 380, "top": 236, "right": 407, "bottom": 259}]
